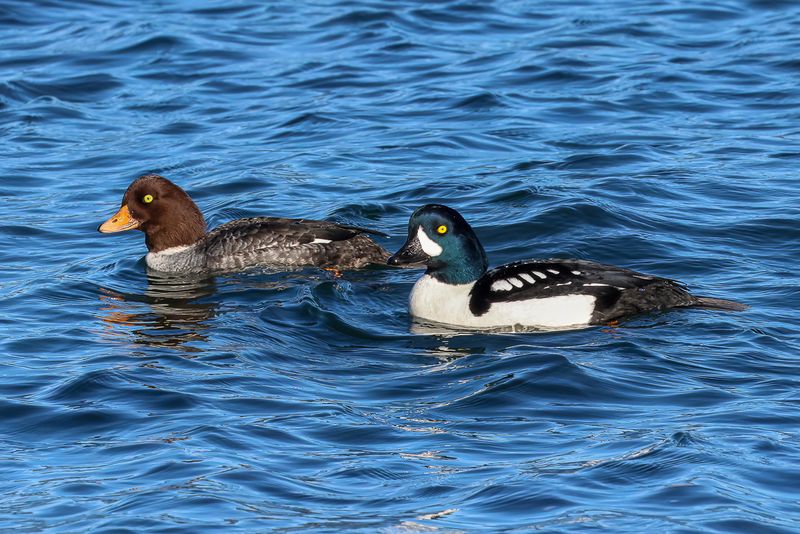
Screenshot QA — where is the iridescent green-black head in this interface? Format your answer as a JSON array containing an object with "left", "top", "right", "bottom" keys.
[{"left": 388, "top": 204, "right": 488, "bottom": 284}]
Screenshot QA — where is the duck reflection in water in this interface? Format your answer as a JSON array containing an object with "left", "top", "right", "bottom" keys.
[{"left": 98, "top": 269, "right": 218, "bottom": 353}]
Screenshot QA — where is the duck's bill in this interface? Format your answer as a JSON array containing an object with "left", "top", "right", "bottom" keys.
[
  {"left": 387, "top": 236, "right": 429, "bottom": 265},
  {"left": 98, "top": 205, "right": 141, "bottom": 233}
]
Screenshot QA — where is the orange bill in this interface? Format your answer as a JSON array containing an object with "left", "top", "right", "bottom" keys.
[{"left": 98, "top": 204, "right": 140, "bottom": 233}]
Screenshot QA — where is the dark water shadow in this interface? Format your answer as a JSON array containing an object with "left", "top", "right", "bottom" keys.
[{"left": 97, "top": 269, "right": 218, "bottom": 353}]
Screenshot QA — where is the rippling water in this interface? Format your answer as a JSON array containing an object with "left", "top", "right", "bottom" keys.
[{"left": 2, "top": 0, "right": 800, "bottom": 531}]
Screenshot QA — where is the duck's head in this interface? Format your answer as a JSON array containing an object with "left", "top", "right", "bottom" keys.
[
  {"left": 388, "top": 204, "right": 488, "bottom": 284},
  {"left": 98, "top": 174, "right": 206, "bottom": 252}
]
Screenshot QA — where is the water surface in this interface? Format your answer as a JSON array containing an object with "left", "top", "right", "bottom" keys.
[{"left": 1, "top": 0, "right": 800, "bottom": 531}]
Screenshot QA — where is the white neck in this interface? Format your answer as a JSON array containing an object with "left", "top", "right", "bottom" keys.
[
  {"left": 409, "top": 275, "right": 476, "bottom": 326},
  {"left": 145, "top": 244, "right": 204, "bottom": 272}
]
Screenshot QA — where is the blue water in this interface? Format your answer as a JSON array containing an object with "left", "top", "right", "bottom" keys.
[{"left": 1, "top": 0, "right": 800, "bottom": 531}]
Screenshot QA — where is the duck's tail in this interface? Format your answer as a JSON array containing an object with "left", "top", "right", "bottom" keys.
[{"left": 692, "top": 296, "right": 749, "bottom": 312}]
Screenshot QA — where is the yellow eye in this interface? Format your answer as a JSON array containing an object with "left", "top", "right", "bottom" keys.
[
  {"left": 143, "top": 194, "right": 154, "bottom": 204},
  {"left": 437, "top": 225, "right": 447, "bottom": 235}
]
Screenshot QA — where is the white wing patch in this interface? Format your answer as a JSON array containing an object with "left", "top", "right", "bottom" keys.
[
  {"left": 491, "top": 279, "right": 513, "bottom": 292},
  {"left": 311, "top": 238, "right": 332, "bottom": 244},
  {"left": 492, "top": 274, "right": 537, "bottom": 291},
  {"left": 572, "top": 270, "right": 581, "bottom": 275},
  {"left": 417, "top": 227, "right": 443, "bottom": 257},
  {"left": 490, "top": 268, "right": 578, "bottom": 293}
]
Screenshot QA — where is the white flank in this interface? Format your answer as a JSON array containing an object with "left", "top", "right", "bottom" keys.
[
  {"left": 416, "top": 227, "right": 442, "bottom": 257},
  {"left": 519, "top": 273, "right": 536, "bottom": 284},
  {"left": 491, "top": 279, "right": 513, "bottom": 292},
  {"left": 409, "top": 274, "right": 596, "bottom": 329},
  {"left": 311, "top": 238, "right": 332, "bottom": 244}
]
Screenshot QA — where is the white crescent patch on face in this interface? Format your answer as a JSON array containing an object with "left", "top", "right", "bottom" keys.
[{"left": 417, "top": 227, "right": 443, "bottom": 257}]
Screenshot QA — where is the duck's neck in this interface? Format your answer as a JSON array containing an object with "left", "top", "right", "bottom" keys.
[
  {"left": 427, "top": 241, "right": 488, "bottom": 285},
  {"left": 144, "top": 202, "right": 207, "bottom": 253}
]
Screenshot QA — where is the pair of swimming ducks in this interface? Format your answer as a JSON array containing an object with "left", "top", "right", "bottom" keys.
[{"left": 99, "top": 174, "right": 746, "bottom": 330}]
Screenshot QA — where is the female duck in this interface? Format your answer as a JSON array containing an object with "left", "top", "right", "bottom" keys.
[
  {"left": 388, "top": 204, "right": 746, "bottom": 329},
  {"left": 99, "top": 174, "right": 390, "bottom": 273}
]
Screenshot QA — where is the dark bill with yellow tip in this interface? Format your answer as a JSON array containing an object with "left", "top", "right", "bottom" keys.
[{"left": 98, "top": 205, "right": 140, "bottom": 233}]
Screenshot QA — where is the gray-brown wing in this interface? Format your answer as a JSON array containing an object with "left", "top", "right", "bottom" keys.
[{"left": 201, "top": 217, "right": 388, "bottom": 268}]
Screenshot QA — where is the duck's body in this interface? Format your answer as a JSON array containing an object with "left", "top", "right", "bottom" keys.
[
  {"left": 389, "top": 204, "right": 746, "bottom": 330},
  {"left": 145, "top": 217, "right": 389, "bottom": 272},
  {"left": 407, "top": 259, "right": 714, "bottom": 329},
  {"left": 99, "top": 174, "right": 389, "bottom": 273}
]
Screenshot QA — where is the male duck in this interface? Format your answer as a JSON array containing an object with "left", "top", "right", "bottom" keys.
[
  {"left": 99, "top": 174, "right": 390, "bottom": 273},
  {"left": 388, "top": 204, "right": 746, "bottom": 329}
]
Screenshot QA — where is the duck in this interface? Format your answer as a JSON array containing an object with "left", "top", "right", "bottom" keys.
[
  {"left": 98, "top": 174, "right": 390, "bottom": 273},
  {"left": 387, "top": 204, "right": 747, "bottom": 329}
]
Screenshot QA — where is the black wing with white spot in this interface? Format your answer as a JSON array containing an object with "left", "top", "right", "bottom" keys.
[{"left": 468, "top": 258, "right": 695, "bottom": 322}]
